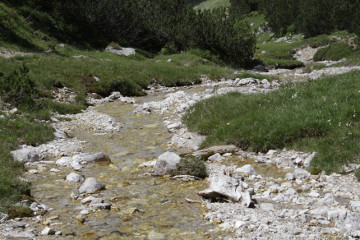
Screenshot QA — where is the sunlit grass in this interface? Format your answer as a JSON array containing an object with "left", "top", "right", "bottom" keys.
[{"left": 183, "top": 71, "right": 360, "bottom": 174}]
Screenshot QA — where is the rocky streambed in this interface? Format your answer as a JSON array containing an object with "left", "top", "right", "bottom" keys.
[{"left": 2, "top": 65, "right": 360, "bottom": 239}]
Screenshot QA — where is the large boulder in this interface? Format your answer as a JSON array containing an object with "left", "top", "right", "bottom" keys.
[
  {"left": 153, "top": 152, "right": 181, "bottom": 176},
  {"left": 198, "top": 172, "right": 254, "bottom": 207},
  {"left": 79, "top": 177, "right": 105, "bottom": 194},
  {"left": 11, "top": 148, "right": 39, "bottom": 162}
]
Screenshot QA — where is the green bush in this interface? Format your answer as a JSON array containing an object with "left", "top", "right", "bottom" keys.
[
  {"left": 176, "top": 156, "right": 208, "bottom": 178},
  {"left": 7, "top": 205, "right": 32, "bottom": 218},
  {"left": 0, "top": 65, "right": 38, "bottom": 106},
  {"left": 237, "top": 0, "right": 360, "bottom": 38}
]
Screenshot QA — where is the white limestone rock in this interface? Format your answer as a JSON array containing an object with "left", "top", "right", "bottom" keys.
[
  {"left": 208, "top": 153, "right": 224, "bottom": 162},
  {"left": 198, "top": 172, "right": 254, "bottom": 206},
  {"left": 41, "top": 227, "right": 56, "bottom": 235},
  {"left": 153, "top": 152, "right": 181, "bottom": 176},
  {"left": 79, "top": 177, "right": 105, "bottom": 194},
  {"left": 293, "top": 168, "right": 311, "bottom": 180},
  {"left": 66, "top": 173, "right": 84, "bottom": 183},
  {"left": 11, "top": 148, "right": 39, "bottom": 162},
  {"left": 106, "top": 46, "right": 135, "bottom": 56},
  {"left": 234, "top": 164, "right": 258, "bottom": 176}
]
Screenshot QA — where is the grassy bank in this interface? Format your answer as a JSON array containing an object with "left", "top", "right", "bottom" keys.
[
  {"left": 183, "top": 71, "right": 360, "bottom": 175},
  {"left": 0, "top": 114, "right": 54, "bottom": 214}
]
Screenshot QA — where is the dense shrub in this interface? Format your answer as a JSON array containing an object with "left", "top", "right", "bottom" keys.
[
  {"left": 257, "top": 0, "right": 299, "bottom": 36},
  {"left": 253, "top": 0, "right": 360, "bottom": 37},
  {"left": 10, "top": 0, "right": 256, "bottom": 67},
  {"left": 0, "top": 65, "right": 38, "bottom": 106},
  {"left": 230, "top": 0, "right": 259, "bottom": 16},
  {"left": 176, "top": 156, "right": 208, "bottom": 178}
]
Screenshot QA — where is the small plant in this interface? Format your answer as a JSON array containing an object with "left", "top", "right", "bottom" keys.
[
  {"left": 176, "top": 156, "right": 207, "bottom": 178},
  {"left": 160, "top": 42, "right": 178, "bottom": 55},
  {"left": 7, "top": 205, "right": 33, "bottom": 218}
]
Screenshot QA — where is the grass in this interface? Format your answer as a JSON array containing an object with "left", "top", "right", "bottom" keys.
[
  {"left": 0, "top": 48, "right": 234, "bottom": 98},
  {"left": 256, "top": 41, "right": 305, "bottom": 69},
  {"left": 0, "top": 114, "right": 54, "bottom": 214},
  {"left": 0, "top": 3, "right": 54, "bottom": 51},
  {"left": 313, "top": 42, "right": 358, "bottom": 61},
  {"left": 183, "top": 71, "right": 360, "bottom": 174}
]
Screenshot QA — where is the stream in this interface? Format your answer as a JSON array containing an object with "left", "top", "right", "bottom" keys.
[
  {"left": 13, "top": 65, "right": 360, "bottom": 239},
  {"left": 26, "top": 88, "right": 242, "bottom": 239}
]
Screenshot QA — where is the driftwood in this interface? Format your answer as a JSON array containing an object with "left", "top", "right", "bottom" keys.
[
  {"left": 186, "top": 145, "right": 238, "bottom": 158},
  {"left": 185, "top": 198, "right": 202, "bottom": 203}
]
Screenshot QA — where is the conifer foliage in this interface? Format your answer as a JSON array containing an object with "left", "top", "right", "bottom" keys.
[
  {"left": 230, "top": 0, "right": 360, "bottom": 37},
  {"left": 15, "top": 0, "right": 256, "bottom": 67}
]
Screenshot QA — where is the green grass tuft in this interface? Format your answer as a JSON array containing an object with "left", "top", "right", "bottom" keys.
[
  {"left": 7, "top": 205, "right": 33, "bottom": 219},
  {"left": 176, "top": 156, "right": 208, "bottom": 178}
]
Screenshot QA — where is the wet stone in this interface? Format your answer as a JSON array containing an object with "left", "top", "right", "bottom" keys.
[
  {"left": 41, "top": 227, "right": 56, "bottom": 235},
  {"left": 66, "top": 172, "right": 84, "bottom": 183},
  {"left": 78, "top": 177, "right": 105, "bottom": 194}
]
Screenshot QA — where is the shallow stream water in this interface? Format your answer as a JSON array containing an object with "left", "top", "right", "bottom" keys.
[{"left": 28, "top": 87, "right": 286, "bottom": 239}]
